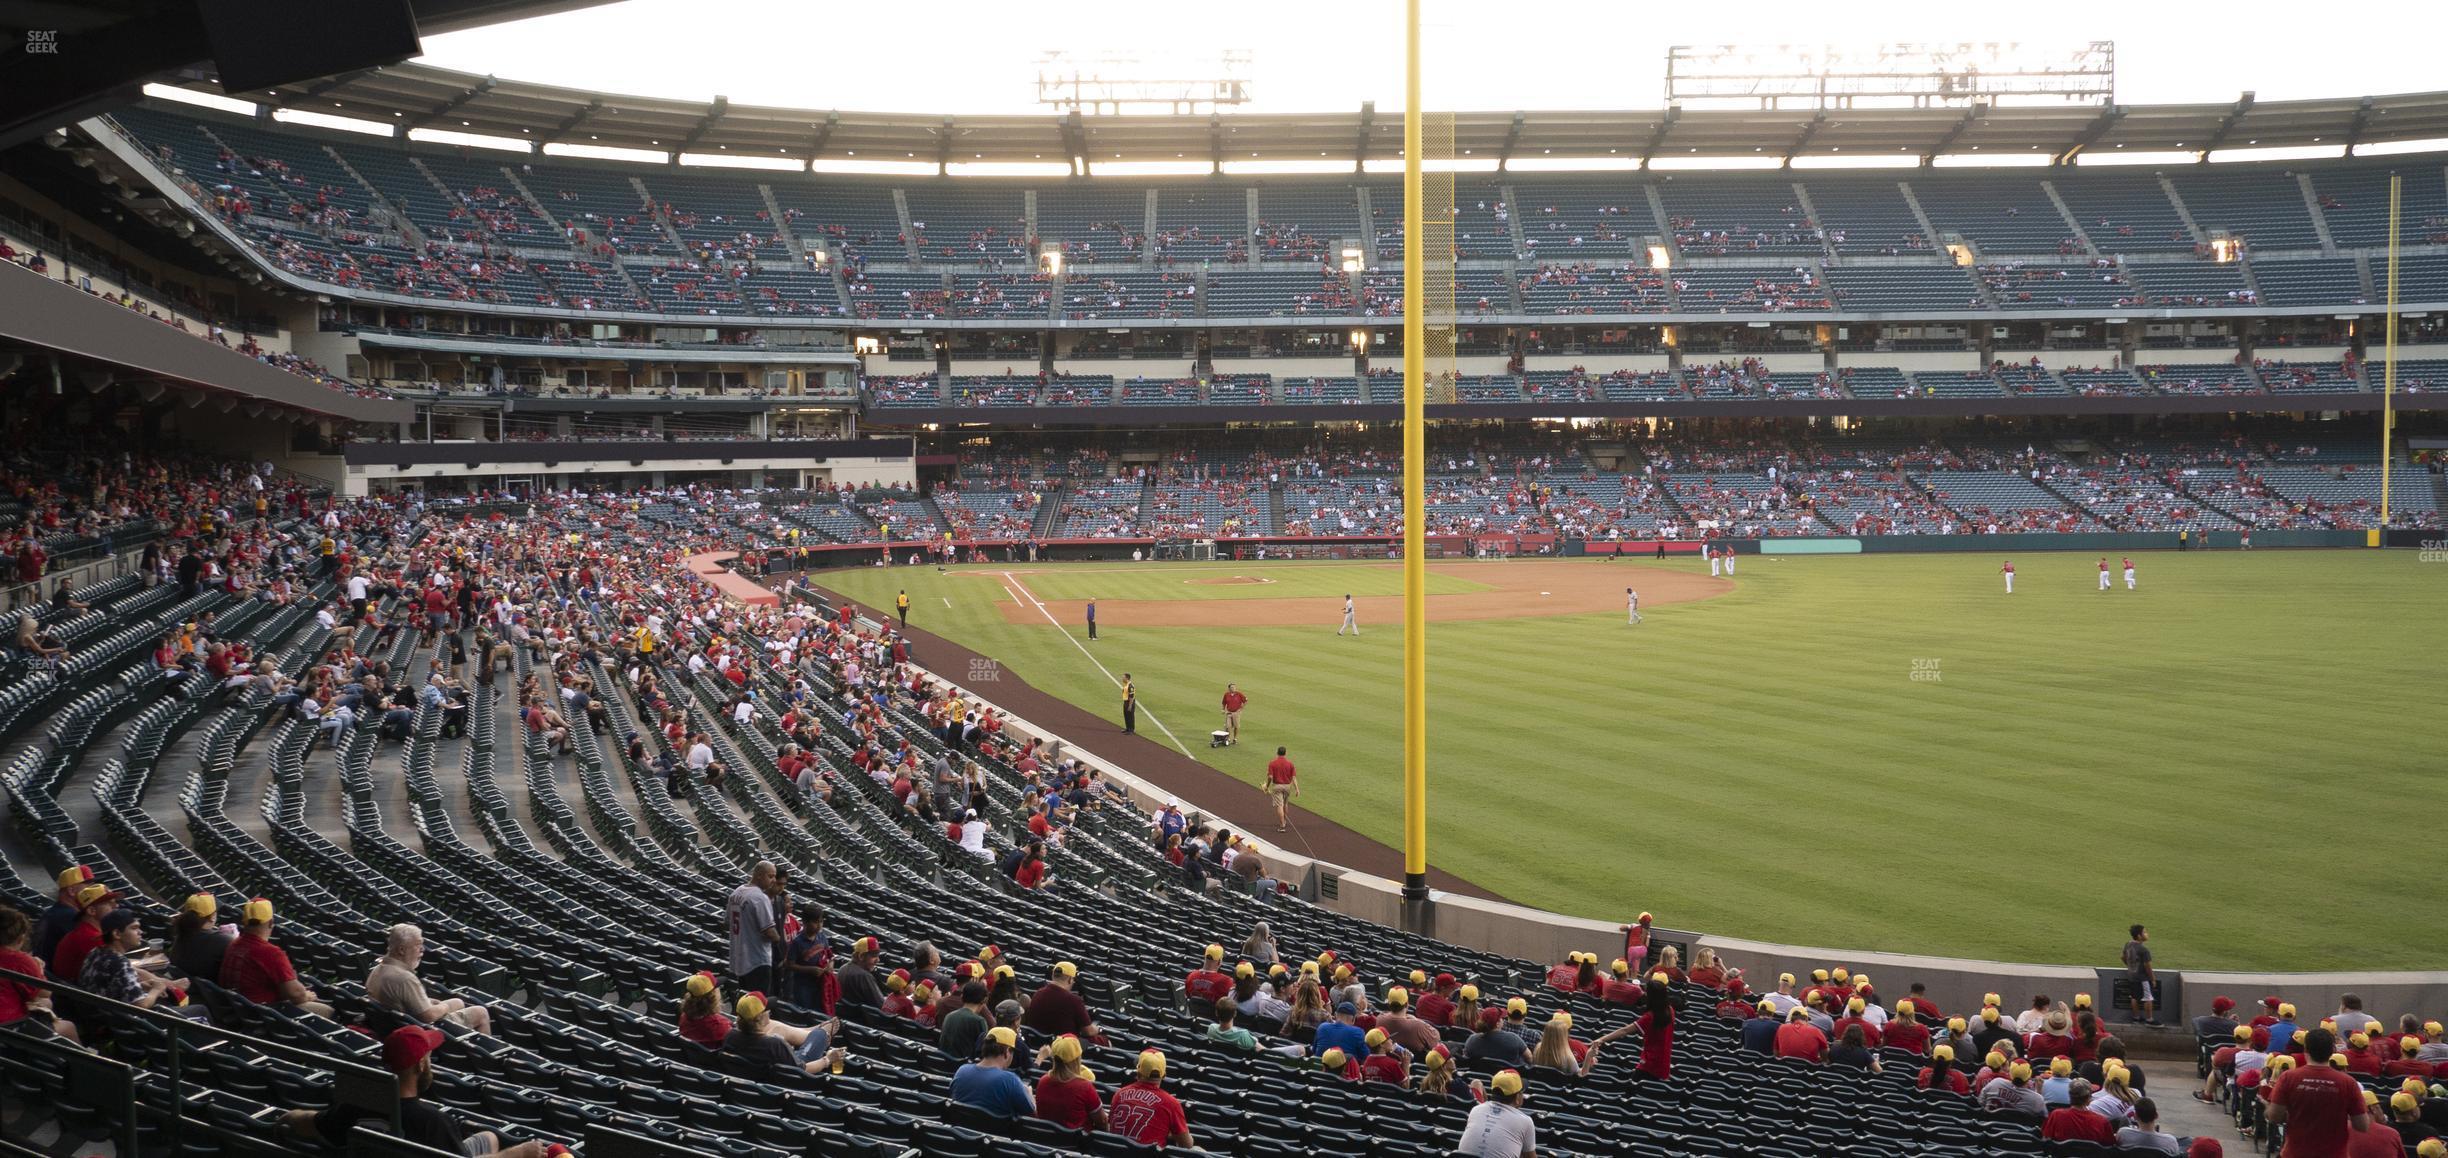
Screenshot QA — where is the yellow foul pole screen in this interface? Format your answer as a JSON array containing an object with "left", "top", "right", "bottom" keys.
[
  {"left": 1399, "top": 0, "right": 1429, "bottom": 905},
  {"left": 2382, "top": 174, "right": 2399, "bottom": 528}
]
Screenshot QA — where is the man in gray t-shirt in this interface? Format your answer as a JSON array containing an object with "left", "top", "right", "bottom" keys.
[
  {"left": 728, "top": 862, "right": 780, "bottom": 993},
  {"left": 2120, "top": 925, "right": 2159, "bottom": 1027}
]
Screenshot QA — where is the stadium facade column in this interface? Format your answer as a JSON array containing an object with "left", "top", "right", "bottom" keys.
[{"left": 1398, "top": 0, "right": 1434, "bottom": 936}]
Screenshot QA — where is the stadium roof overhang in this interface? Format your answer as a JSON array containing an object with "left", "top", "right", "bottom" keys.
[
  {"left": 193, "top": 62, "right": 2448, "bottom": 169},
  {"left": 0, "top": 1, "right": 618, "bottom": 151},
  {"left": 0, "top": 260, "right": 413, "bottom": 425}
]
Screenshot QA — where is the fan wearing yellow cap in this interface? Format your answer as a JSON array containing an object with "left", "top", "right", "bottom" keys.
[
  {"left": 1032, "top": 1034, "right": 1105, "bottom": 1130},
  {"left": 1021, "top": 961, "right": 1098, "bottom": 1042},
  {"left": 1107, "top": 1051, "right": 1194, "bottom": 1148},
  {"left": 949, "top": 1023, "right": 1035, "bottom": 1119},
  {"left": 1881, "top": 999, "right": 1931, "bottom": 1056},
  {"left": 1914, "top": 1044, "right": 1969, "bottom": 1094},
  {"left": 726, "top": 991, "right": 844, "bottom": 1075},
  {"left": 220, "top": 898, "right": 333, "bottom": 1019},
  {"left": 1185, "top": 946, "right": 1233, "bottom": 1007},
  {"left": 30, "top": 865, "right": 98, "bottom": 966},
  {"left": 1547, "top": 952, "right": 1604, "bottom": 996},
  {"left": 1375, "top": 985, "right": 1442, "bottom": 1057},
  {"left": 168, "top": 892, "right": 236, "bottom": 993},
  {"left": 1459, "top": 1068, "right": 1536, "bottom": 1155}
]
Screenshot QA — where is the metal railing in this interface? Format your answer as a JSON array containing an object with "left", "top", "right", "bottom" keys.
[{"left": 0, "top": 963, "right": 396, "bottom": 1155}]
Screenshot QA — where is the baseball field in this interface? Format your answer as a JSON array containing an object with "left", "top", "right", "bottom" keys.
[{"left": 817, "top": 550, "right": 2444, "bottom": 971}]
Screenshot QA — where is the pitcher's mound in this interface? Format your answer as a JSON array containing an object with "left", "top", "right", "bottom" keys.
[{"left": 1184, "top": 575, "right": 1274, "bottom": 586}]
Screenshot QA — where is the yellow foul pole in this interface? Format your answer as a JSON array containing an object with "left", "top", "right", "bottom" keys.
[
  {"left": 1399, "top": 0, "right": 1430, "bottom": 912},
  {"left": 2382, "top": 174, "right": 2399, "bottom": 528}
]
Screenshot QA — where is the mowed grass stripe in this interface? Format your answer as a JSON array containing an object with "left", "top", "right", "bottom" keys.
[{"left": 824, "top": 553, "right": 2444, "bottom": 970}]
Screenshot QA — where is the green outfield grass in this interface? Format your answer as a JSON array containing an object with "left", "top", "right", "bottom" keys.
[
  {"left": 820, "top": 552, "right": 2445, "bottom": 971},
  {"left": 1002, "top": 561, "right": 1490, "bottom": 602}
]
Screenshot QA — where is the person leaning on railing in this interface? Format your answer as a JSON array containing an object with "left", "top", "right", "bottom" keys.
[{"left": 0, "top": 906, "right": 79, "bottom": 1044}]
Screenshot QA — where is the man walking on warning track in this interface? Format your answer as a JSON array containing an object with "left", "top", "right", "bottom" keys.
[
  {"left": 1221, "top": 684, "right": 1247, "bottom": 745},
  {"left": 1086, "top": 599, "right": 1098, "bottom": 641},
  {"left": 895, "top": 590, "right": 910, "bottom": 627},
  {"left": 1337, "top": 594, "right": 1358, "bottom": 636},
  {"left": 1120, "top": 673, "right": 1135, "bottom": 735},
  {"left": 1265, "top": 747, "right": 1298, "bottom": 832}
]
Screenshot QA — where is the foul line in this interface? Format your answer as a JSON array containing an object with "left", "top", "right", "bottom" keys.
[{"left": 1001, "top": 571, "right": 1196, "bottom": 759}]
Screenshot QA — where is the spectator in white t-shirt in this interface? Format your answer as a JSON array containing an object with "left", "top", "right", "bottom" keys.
[
  {"left": 957, "top": 809, "right": 991, "bottom": 859},
  {"left": 1457, "top": 1069, "right": 1537, "bottom": 1157}
]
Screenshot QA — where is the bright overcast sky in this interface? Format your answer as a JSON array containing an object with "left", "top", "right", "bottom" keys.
[{"left": 416, "top": 0, "right": 2447, "bottom": 115}]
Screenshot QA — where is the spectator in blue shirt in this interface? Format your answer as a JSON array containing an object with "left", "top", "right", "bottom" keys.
[
  {"left": 1313, "top": 1002, "right": 1368, "bottom": 1060},
  {"left": 1740, "top": 999, "right": 1782, "bottom": 1055},
  {"left": 950, "top": 1028, "right": 1035, "bottom": 1119}
]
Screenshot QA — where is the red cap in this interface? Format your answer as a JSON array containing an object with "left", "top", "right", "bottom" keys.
[
  {"left": 1434, "top": 972, "right": 1457, "bottom": 988},
  {"left": 545, "top": 1147, "right": 572, "bottom": 1158},
  {"left": 383, "top": 1026, "right": 446, "bottom": 1073},
  {"left": 2262, "top": 996, "right": 2283, "bottom": 1010},
  {"left": 2212, "top": 996, "right": 2236, "bottom": 1013},
  {"left": 1477, "top": 1008, "right": 1504, "bottom": 1031},
  {"left": 2186, "top": 1139, "right": 2223, "bottom": 1158}
]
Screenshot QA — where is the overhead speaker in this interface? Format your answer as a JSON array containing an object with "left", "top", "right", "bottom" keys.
[{"left": 201, "top": 0, "right": 422, "bottom": 93}]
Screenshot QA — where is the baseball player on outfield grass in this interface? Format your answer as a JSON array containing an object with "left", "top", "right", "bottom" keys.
[
  {"left": 2001, "top": 560, "right": 2014, "bottom": 594},
  {"left": 1337, "top": 595, "right": 1358, "bottom": 636},
  {"left": 2098, "top": 557, "right": 2112, "bottom": 592},
  {"left": 1626, "top": 588, "right": 1643, "bottom": 624},
  {"left": 2123, "top": 557, "right": 2137, "bottom": 590}
]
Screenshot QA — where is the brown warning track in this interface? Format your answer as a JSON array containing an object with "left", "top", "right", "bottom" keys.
[
  {"left": 987, "top": 559, "right": 1731, "bottom": 628},
  {"left": 800, "top": 578, "right": 1511, "bottom": 902}
]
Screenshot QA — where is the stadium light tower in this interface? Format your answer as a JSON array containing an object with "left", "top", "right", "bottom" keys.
[{"left": 1034, "top": 50, "right": 1253, "bottom": 116}]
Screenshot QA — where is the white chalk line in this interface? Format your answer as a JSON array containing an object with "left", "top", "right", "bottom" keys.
[{"left": 1000, "top": 571, "right": 1196, "bottom": 759}]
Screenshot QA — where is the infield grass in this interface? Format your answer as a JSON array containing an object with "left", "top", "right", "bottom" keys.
[{"left": 820, "top": 551, "right": 2445, "bottom": 971}]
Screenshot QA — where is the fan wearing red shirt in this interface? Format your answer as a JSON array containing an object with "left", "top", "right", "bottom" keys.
[
  {"left": 1415, "top": 974, "right": 1459, "bottom": 1026},
  {"left": 1916, "top": 1045, "right": 1972, "bottom": 1095},
  {"left": 1773, "top": 1009, "right": 1828, "bottom": 1062},
  {"left": 1832, "top": 999, "right": 1884, "bottom": 1049},
  {"left": 1884, "top": 1002, "right": 1932, "bottom": 1055},
  {"left": 49, "top": 884, "right": 118, "bottom": 983},
  {"left": 1184, "top": 946, "right": 1234, "bottom": 1007},
  {"left": 2383, "top": 1037, "right": 2435, "bottom": 1079},
  {"left": 1106, "top": 1051, "right": 1193, "bottom": 1148},
  {"left": 1034, "top": 1035, "right": 1105, "bottom": 1131},
  {"left": 2271, "top": 1029, "right": 2373, "bottom": 1158},
  {"left": 219, "top": 898, "right": 330, "bottom": 1017},
  {"left": 2043, "top": 1082, "right": 2120, "bottom": 1143},
  {"left": 1360, "top": 1030, "right": 1410, "bottom": 1084}
]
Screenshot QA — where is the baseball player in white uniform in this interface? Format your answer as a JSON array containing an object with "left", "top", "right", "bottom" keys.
[
  {"left": 1337, "top": 594, "right": 1358, "bottom": 636},
  {"left": 2098, "top": 557, "right": 2112, "bottom": 591},
  {"left": 2123, "top": 557, "right": 2137, "bottom": 590},
  {"left": 1626, "top": 588, "right": 1642, "bottom": 625},
  {"left": 2001, "top": 560, "right": 2014, "bottom": 594},
  {"left": 1707, "top": 547, "right": 1722, "bottom": 578},
  {"left": 1724, "top": 549, "right": 1736, "bottom": 575}
]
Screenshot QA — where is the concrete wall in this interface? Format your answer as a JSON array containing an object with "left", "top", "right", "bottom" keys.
[
  {"left": 1213, "top": 356, "right": 1356, "bottom": 379},
  {"left": 1522, "top": 354, "right": 1671, "bottom": 374},
  {"left": 1842, "top": 351, "right": 1982, "bottom": 372},
  {"left": 1053, "top": 359, "right": 1203, "bottom": 381}
]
